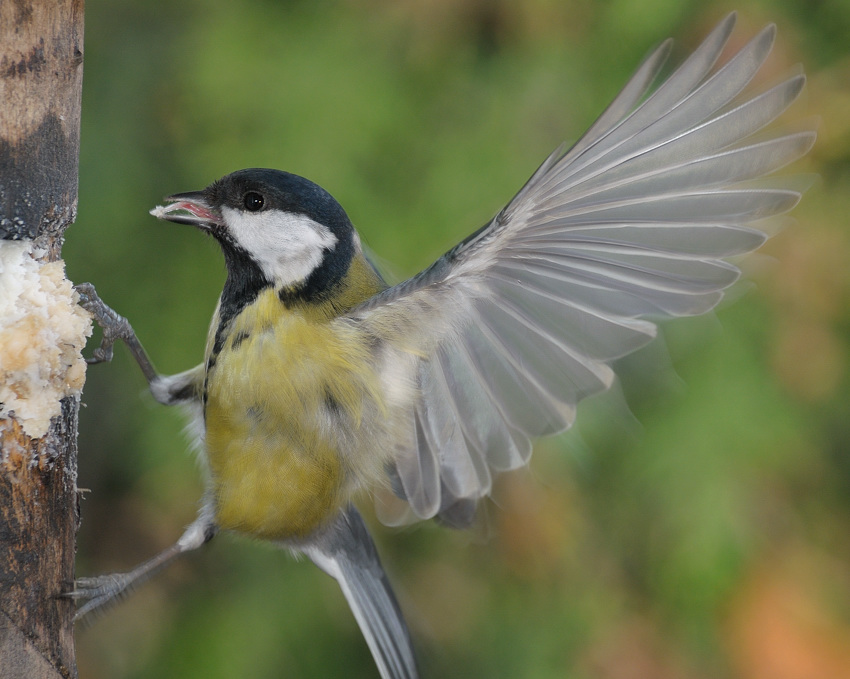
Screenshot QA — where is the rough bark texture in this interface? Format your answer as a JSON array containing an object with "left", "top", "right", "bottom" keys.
[
  {"left": 0, "top": 0, "right": 84, "bottom": 244},
  {"left": 0, "top": 408, "right": 80, "bottom": 679},
  {"left": 0, "top": 2, "right": 85, "bottom": 678}
]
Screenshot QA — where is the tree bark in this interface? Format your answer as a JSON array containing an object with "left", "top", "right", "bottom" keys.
[{"left": 0, "top": 2, "right": 85, "bottom": 678}]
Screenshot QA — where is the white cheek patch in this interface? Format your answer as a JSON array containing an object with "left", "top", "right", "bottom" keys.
[{"left": 221, "top": 207, "right": 338, "bottom": 287}]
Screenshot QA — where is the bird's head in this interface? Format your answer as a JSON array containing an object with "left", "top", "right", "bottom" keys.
[{"left": 151, "top": 169, "right": 356, "bottom": 301}]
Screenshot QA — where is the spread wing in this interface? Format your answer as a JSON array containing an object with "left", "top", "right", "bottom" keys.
[{"left": 344, "top": 14, "right": 815, "bottom": 526}]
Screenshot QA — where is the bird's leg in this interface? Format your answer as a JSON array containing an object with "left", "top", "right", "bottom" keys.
[
  {"left": 76, "top": 282, "right": 205, "bottom": 405},
  {"left": 68, "top": 505, "right": 217, "bottom": 622},
  {"left": 71, "top": 285, "right": 214, "bottom": 621},
  {"left": 75, "top": 282, "right": 158, "bottom": 385}
]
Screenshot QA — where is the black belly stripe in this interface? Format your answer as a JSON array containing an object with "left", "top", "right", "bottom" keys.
[
  {"left": 215, "top": 238, "right": 272, "bottom": 356},
  {"left": 323, "top": 387, "right": 342, "bottom": 417},
  {"left": 231, "top": 330, "right": 251, "bottom": 349}
]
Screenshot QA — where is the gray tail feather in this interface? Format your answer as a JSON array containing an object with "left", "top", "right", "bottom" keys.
[{"left": 305, "top": 506, "right": 419, "bottom": 679}]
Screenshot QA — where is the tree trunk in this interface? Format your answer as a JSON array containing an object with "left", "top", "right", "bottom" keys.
[{"left": 0, "top": 2, "right": 86, "bottom": 678}]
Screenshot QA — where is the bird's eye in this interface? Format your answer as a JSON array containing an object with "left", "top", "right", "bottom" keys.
[{"left": 243, "top": 192, "right": 265, "bottom": 212}]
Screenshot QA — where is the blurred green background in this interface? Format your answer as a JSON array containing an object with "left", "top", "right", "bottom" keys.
[{"left": 66, "top": 0, "right": 850, "bottom": 677}]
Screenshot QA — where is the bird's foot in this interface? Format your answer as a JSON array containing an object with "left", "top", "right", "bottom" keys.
[
  {"left": 63, "top": 572, "right": 137, "bottom": 622},
  {"left": 75, "top": 282, "right": 135, "bottom": 365}
]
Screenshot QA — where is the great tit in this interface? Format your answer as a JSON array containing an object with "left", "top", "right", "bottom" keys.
[{"left": 73, "top": 14, "right": 814, "bottom": 679}]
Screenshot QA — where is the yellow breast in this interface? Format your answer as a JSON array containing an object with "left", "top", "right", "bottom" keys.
[{"left": 203, "top": 271, "right": 386, "bottom": 541}]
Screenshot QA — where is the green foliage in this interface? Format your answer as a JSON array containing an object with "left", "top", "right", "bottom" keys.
[{"left": 68, "top": 1, "right": 850, "bottom": 677}]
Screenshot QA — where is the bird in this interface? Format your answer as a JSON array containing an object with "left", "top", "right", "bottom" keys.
[{"left": 72, "top": 13, "right": 814, "bottom": 679}]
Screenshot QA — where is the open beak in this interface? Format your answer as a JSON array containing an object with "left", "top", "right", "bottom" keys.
[{"left": 149, "top": 190, "right": 223, "bottom": 230}]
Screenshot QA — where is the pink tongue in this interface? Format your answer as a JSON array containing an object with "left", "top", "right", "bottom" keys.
[{"left": 171, "top": 201, "right": 218, "bottom": 221}]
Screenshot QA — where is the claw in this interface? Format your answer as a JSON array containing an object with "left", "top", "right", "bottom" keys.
[
  {"left": 74, "top": 282, "right": 134, "bottom": 367},
  {"left": 66, "top": 572, "right": 135, "bottom": 621},
  {"left": 87, "top": 345, "right": 114, "bottom": 365},
  {"left": 74, "top": 281, "right": 98, "bottom": 307}
]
